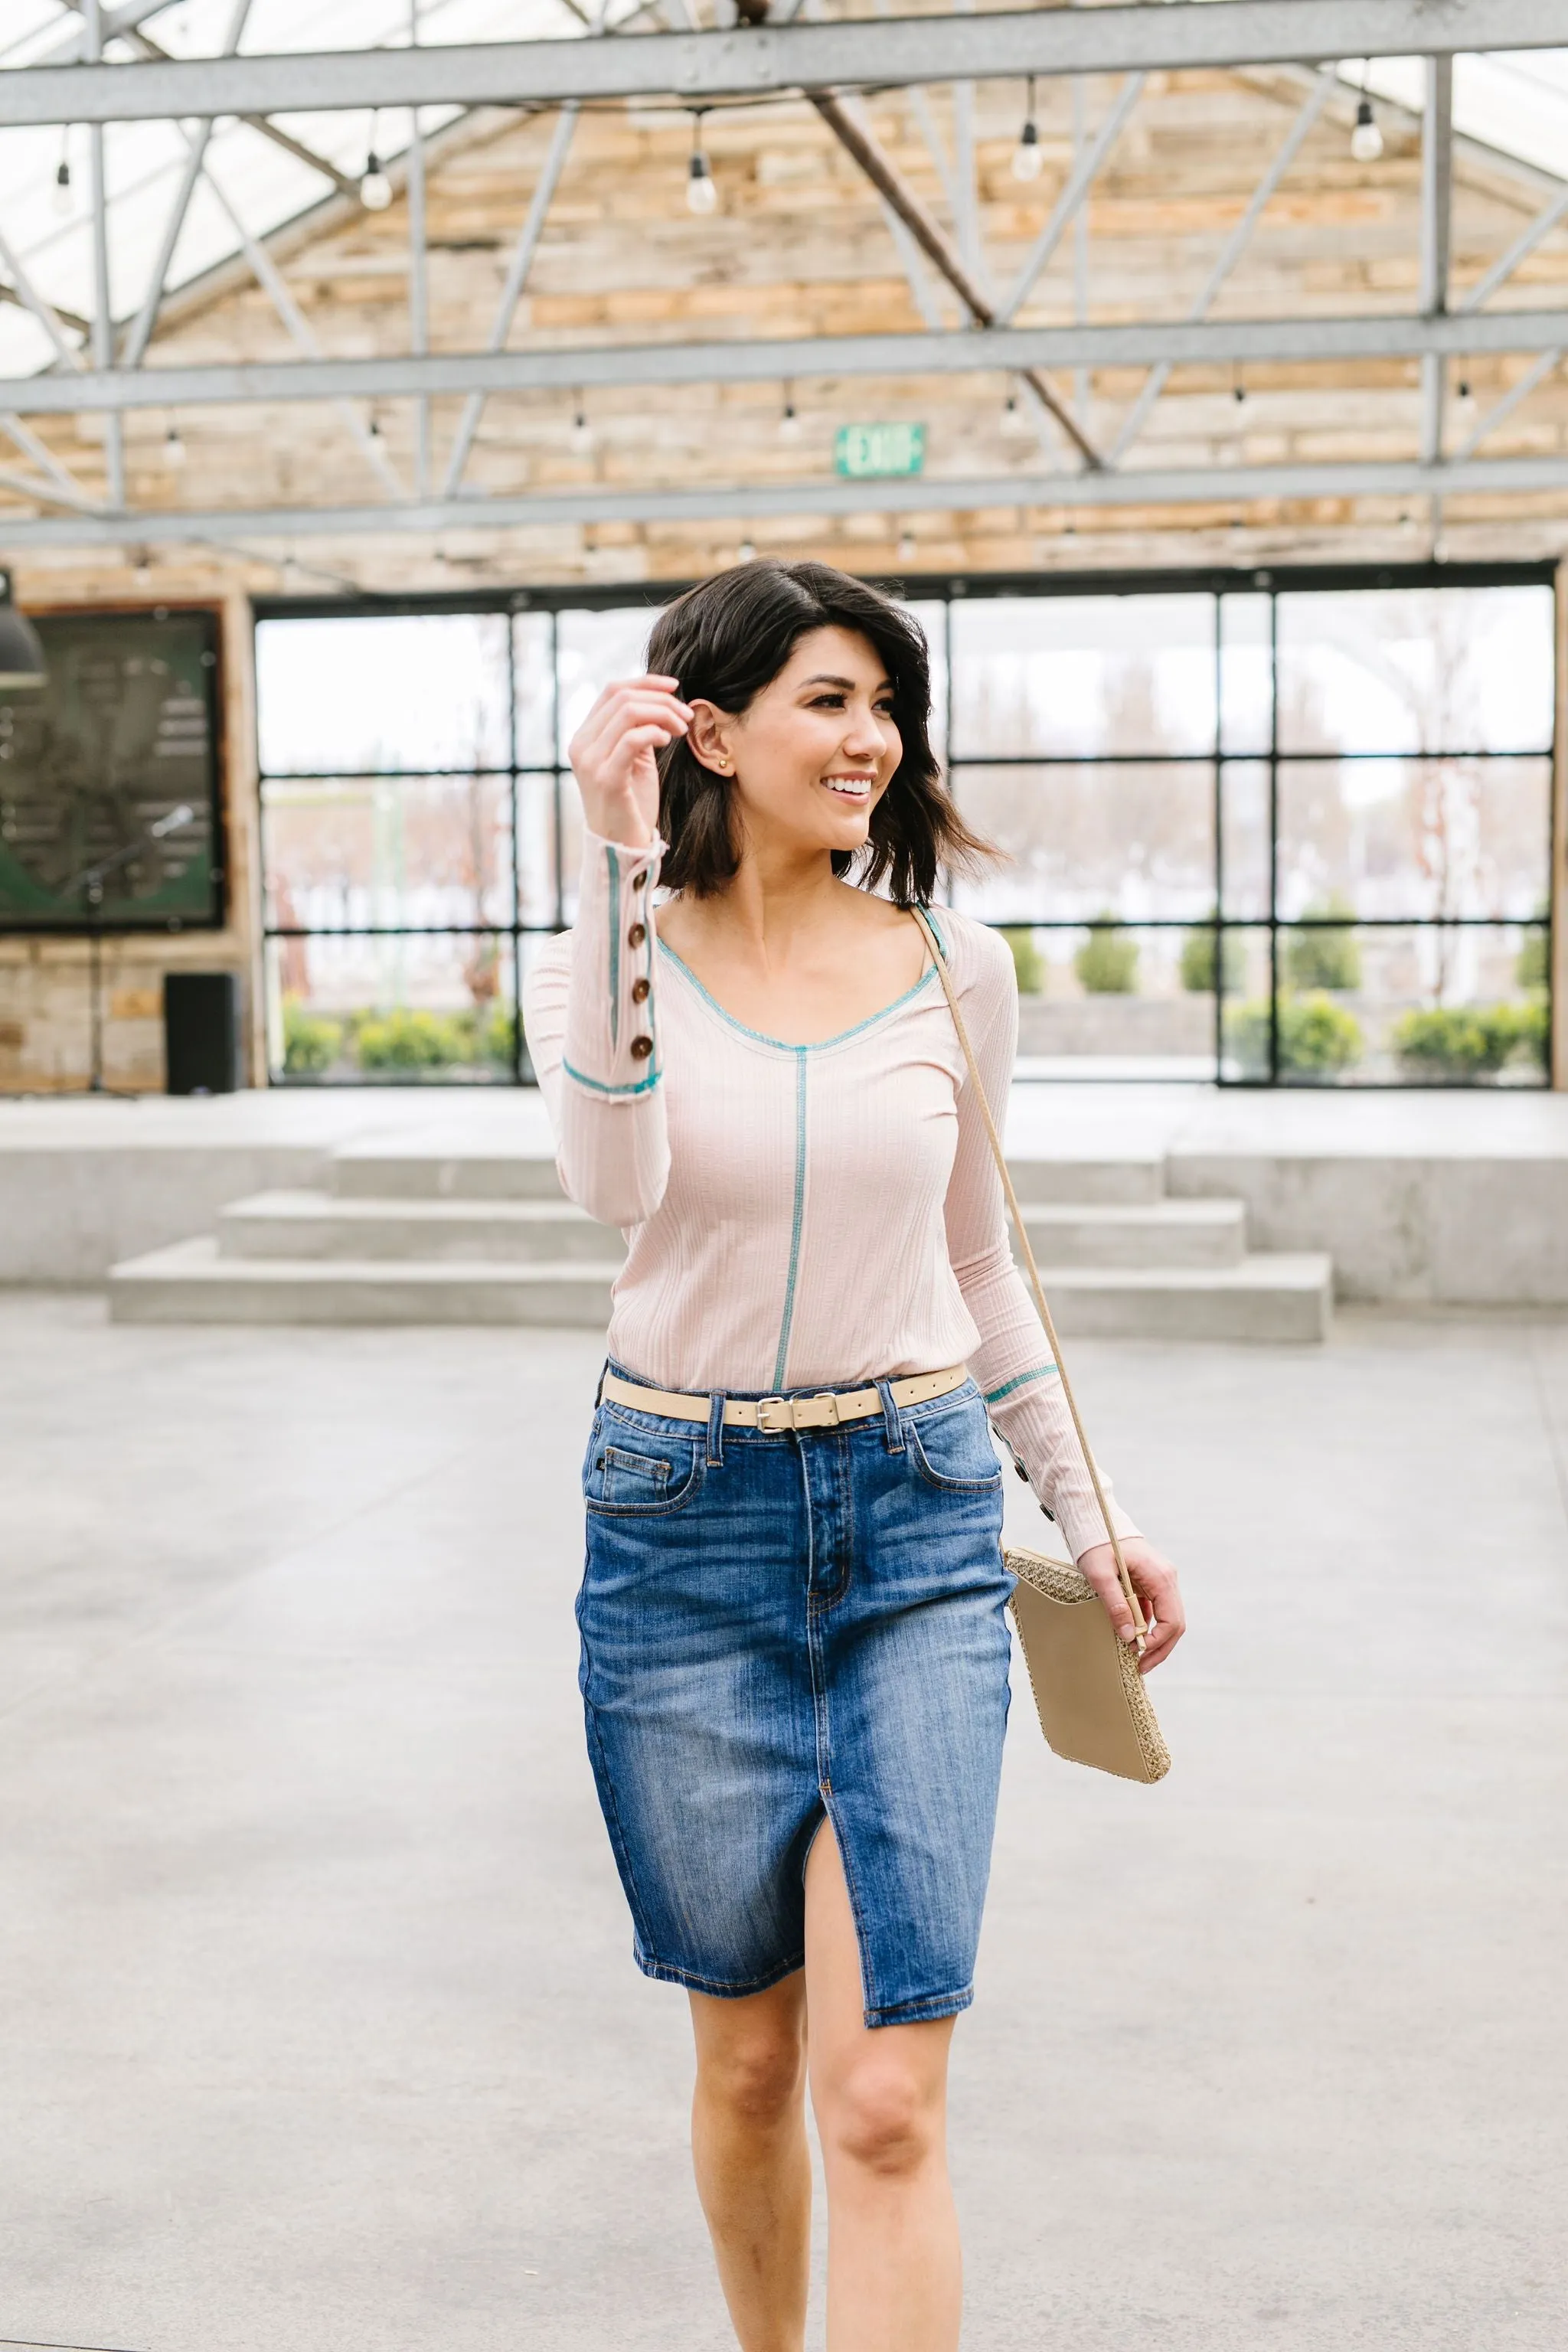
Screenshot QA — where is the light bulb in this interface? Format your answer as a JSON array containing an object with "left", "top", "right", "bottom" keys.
[
  {"left": 1350, "top": 98, "right": 1383, "bottom": 163},
  {"left": 52, "top": 158, "right": 73, "bottom": 217},
  {"left": 737, "top": 539, "right": 756, "bottom": 562},
  {"left": 360, "top": 152, "right": 393, "bottom": 210},
  {"left": 1002, "top": 392, "right": 1031, "bottom": 438},
  {"left": 570, "top": 410, "right": 594, "bottom": 455},
  {"left": 897, "top": 533, "right": 917, "bottom": 564},
  {"left": 164, "top": 424, "right": 185, "bottom": 469},
  {"left": 1457, "top": 379, "right": 1472, "bottom": 402},
  {"left": 686, "top": 151, "right": 718, "bottom": 215},
  {"left": 1011, "top": 119, "right": 1044, "bottom": 182},
  {"left": 778, "top": 400, "right": 801, "bottom": 443}
]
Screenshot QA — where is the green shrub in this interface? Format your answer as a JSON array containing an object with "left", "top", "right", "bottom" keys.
[
  {"left": 1516, "top": 928, "right": 1549, "bottom": 990},
  {"left": 1178, "top": 920, "right": 1243, "bottom": 994},
  {"left": 1000, "top": 927, "right": 1044, "bottom": 995},
  {"left": 1282, "top": 897, "right": 1361, "bottom": 992},
  {"left": 1227, "top": 991, "right": 1364, "bottom": 1077},
  {"left": 482, "top": 1004, "right": 521, "bottom": 1067},
  {"left": 1074, "top": 913, "right": 1138, "bottom": 995},
  {"left": 281, "top": 998, "right": 341, "bottom": 1076},
  {"left": 1391, "top": 1000, "right": 1548, "bottom": 1080},
  {"left": 354, "top": 1007, "right": 470, "bottom": 1070}
]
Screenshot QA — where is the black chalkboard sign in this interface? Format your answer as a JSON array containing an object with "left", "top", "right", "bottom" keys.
[{"left": 0, "top": 607, "right": 223, "bottom": 929}]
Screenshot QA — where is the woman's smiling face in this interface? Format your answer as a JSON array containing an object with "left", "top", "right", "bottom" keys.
[{"left": 689, "top": 625, "right": 903, "bottom": 864}]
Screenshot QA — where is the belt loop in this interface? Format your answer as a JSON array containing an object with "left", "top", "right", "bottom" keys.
[
  {"left": 706, "top": 1389, "right": 727, "bottom": 1467},
  {"left": 876, "top": 1378, "right": 904, "bottom": 1454},
  {"left": 594, "top": 1359, "right": 607, "bottom": 1409}
]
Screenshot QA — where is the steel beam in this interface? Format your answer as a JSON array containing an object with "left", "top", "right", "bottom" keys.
[
  {"left": 5, "top": 451, "right": 1568, "bottom": 549},
  {"left": 120, "top": 0, "right": 255, "bottom": 371},
  {"left": 407, "top": 4, "right": 430, "bottom": 501},
  {"left": 1453, "top": 347, "right": 1564, "bottom": 457},
  {"left": 810, "top": 89, "right": 1101, "bottom": 466},
  {"left": 2, "top": 2, "right": 1561, "bottom": 129},
  {"left": 1112, "top": 68, "right": 1334, "bottom": 462},
  {"left": 1419, "top": 54, "right": 1453, "bottom": 467},
  {"left": 83, "top": 1, "right": 126, "bottom": 507},
  {"left": 998, "top": 73, "right": 1145, "bottom": 326},
  {"left": 1459, "top": 183, "right": 1568, "bottom": 314},
  {"left": 8, "top": 306, "right": 1568, "bottom": 418},
  {"left": 442, "top": 102, "right": 580, "bottom": 498}
]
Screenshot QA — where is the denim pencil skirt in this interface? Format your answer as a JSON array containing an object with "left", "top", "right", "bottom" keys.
[{"left": 577, "top": 1364, "right": 1013, "bottom": 2029}]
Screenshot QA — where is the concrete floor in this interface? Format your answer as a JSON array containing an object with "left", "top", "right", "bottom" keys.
[{"left": 1, "top": 1297, "right": 1565, "bottom": 2352}]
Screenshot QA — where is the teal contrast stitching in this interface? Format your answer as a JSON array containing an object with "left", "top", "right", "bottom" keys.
[
  {"left": 985, "top": 1365, "right": 1058, "bottom": 1404},
  {"left": 564, "top": 1058, "right": 661, "bottom": 1098},
  {"left": 772, "top": 1050, "right": 808, "bottom": 1388},
  {"left": 606, "top": 845, "right": 621, "bottom": 1048},
  {"left": 658, "top": 938, "right": 936, "bottom": 1052}
]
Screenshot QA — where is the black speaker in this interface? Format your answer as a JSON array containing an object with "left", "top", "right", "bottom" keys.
[{"left": 164, "top": 971, "right": 240, "bottom": 1094}]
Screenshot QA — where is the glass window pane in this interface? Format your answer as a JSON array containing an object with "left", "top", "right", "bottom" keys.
[
  {"left": 1277, "top": 756, "right": 1551, "bottom": 921},
  {"left": 903, "top": 598, "right": 949, "bottom": 763},
  {"left": 1217, "top": 926, "right": 1276, "bottom": 1082},
  {"left": 556, "top": 607, "right": 660, "bottom": 763},
  {"left": 949, "top": 594, "right": 1216, "bottom": 758},
  {"left": 949, "top": 762, "right": 1215, "bottom": 923},
  {"left": 1005, "top": 923, "right": 1217, "bottom": 1081},
  {"left": 1219, "top": 593, "right": 1272, "bottom": 754},
  {"left": 266, "top": 932, "right": 518, "bottom": 1086},
  {"left": 1220, "top": 760, "right": 1271, "bottom": 920},
  {"left": 513, "top": 610, "right": 556, "bottom": 769},
  {"left": 262, "top": 773, "right": 512, "bottom": 931},
  {"left": 256, "top": 615, "right": 511, "bottom": 774},
  {"left": 516, "top": 771, "right": 563, "bottom": 930},
  {"left": 1276, "top": 586, "right": 1554, "bottom": 755},
  {"left": 1227, "top": 923, "right": 1549, "bottom": 1088}
]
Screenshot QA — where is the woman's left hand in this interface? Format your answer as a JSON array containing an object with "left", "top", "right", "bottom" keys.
[{"left": 1073, "top": 1538, "right": 1184, "bottom": 1674}]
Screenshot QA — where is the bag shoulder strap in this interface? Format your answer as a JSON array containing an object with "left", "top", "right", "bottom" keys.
[{"left": 910, "top": 904, "right": 1145, "bottom": 1635}]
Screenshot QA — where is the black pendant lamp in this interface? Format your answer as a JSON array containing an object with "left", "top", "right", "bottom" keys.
[{"left": 0, "top": 570, "right": 46, "bottom": 690}]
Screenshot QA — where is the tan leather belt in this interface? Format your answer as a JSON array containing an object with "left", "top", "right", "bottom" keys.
[{"left": 601, "top": 1364, "right": 969, "bottom": 1434}]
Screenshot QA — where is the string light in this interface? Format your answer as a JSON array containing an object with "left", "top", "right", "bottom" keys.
[
  {"left": 164, "top": 423, "right": 185, "bottom": 469},
  {"left": 1457, "top": 379, "right": 1472, "bottom": 403},
  {"left": 778, "top": 390, "right": 801, "bottom": 443},
  {"left": 1350, "top": 64, "right": 1383, "bottom": 163},
  {"left": 897, "top": 532, "right": 917, "bottom": 564},
  {"left": 570, "top": 399, "right": 594, "bottom": 455},
  {"left": 687, "top": 111, "right": 718, "bottom": 215},
  {"left": 1002, "top": 390, "right": 1031, "bottom": 437},
  {"left": 1012, "top": 77, "right": 1044, "bottom": 182},
  {"left": 53, "top": 132, "right": 73, "bottom": 218},
  {"left": 360, "top": 114, "right": 393, "bottom": 211},
  {"left": 1233, "top": 362, "right": 1247, "bottom": 405},
  {"left": 737, "top": 538, "right": 756, "bottom": 561}
]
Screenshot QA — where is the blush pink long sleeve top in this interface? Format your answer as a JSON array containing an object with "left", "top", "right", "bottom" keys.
[{"left": 523, "top": 828, "right": 1138, "bottom": 1563}]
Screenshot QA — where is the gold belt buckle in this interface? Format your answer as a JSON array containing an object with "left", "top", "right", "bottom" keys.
[{"left": 757, "top": 1391, "right": 840, "bottom": 1432}]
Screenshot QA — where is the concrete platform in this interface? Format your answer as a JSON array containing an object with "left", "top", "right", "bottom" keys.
[
  {"left": 5, "top": 1085, "right": 1568, "bottom": 1302},
  {"left": 1, "top": 1293, "right": 1563, "bottom": 2351}
]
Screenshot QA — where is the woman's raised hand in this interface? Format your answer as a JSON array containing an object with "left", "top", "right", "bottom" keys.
[{"left": 568, "top": 674, "right": 692, "bottom": 850}]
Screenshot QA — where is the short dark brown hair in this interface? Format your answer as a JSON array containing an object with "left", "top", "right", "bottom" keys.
[{"left": 645, "top": 559, "right": 989, "bottom": 906}]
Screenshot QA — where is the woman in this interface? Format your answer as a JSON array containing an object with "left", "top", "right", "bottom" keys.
[{"left": 524, "top": 559, "right": 1184, "bottom": 2352}]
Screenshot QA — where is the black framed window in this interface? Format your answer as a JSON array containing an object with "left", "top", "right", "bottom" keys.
[{"left": 255, "top": 562, "right": 1557, "bottom": 1087}]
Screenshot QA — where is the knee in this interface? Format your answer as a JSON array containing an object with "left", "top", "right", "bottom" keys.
[
  {"left": 697, "top": 2024, "right": 806, "bottom": 2133},
  {"left": 819, "top": 2056, "right": 941, "bottom": 2182}
]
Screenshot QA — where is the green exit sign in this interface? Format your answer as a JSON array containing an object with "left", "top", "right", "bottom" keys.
[{"left": 834, "top": 422, "right": 926, "bottom": 479}]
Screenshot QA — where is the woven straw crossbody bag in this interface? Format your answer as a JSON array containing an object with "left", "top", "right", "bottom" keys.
[{"left": 911, "top": 907, "right": 1171, "bottom": 1786}]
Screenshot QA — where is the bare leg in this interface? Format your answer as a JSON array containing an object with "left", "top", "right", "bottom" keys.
[
  {"left": 805, "top": 1824, "right": 962, "bottom": 2352},
  {"left": 688, "top": 1975, "right": 811, "bottom": 2352}
]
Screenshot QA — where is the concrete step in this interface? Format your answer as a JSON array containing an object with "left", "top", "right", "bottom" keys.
[
  {"left": 109, "top": 1238, "right": 621, "bottom": 1325},
  {"left": 328, "top": 1142, "right": 1169, "bottom": 1207},
  {"left": 1029, "top": 1254, "right": 1333, "bottom": 1342},
  {"left": 1017, "top": 1198, "right": 1245, "bottom": 1269},
  {"left": 331, "top": 1142, "right": 564, "bottom": 1200},
  {"left": 217, "top": 1190, "right": 623, "bottom": 1263},
  {"left": 109, "top": 1237, "right": 1328, "bottom": 1339},
  {"left": 1006, "top": 1153, "right": 1165, "bottom": 1205}
]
